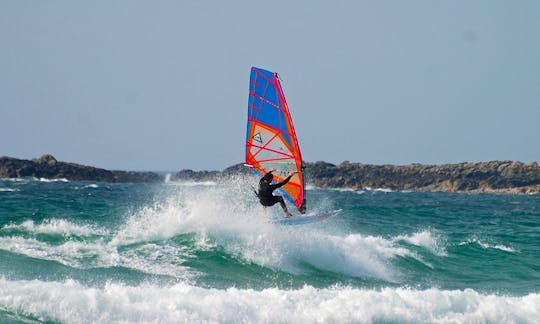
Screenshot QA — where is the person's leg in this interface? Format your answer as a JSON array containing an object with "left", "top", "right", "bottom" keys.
[{"left": 275, "top": 195, "right": 292, "bottom": 217}]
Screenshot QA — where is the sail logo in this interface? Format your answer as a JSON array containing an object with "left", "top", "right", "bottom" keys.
[{"left": 253, "top": 133, "right": 263, "bottom": 144}]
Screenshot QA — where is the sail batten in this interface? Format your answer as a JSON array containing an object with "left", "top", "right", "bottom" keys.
[{"left": 245, "top": 67, "right": 306, "bottom": 213}]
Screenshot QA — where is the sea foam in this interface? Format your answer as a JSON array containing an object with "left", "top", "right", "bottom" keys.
[
  {"left": 459, "top": 238, "right": 518, "bottom": 253},
  {"left": 394, "top": 230, "right": 448, "bottom": 256},
  {"left": 0, "top": 187, "right": 18, "bottom": 192},
  {"left": 0, "top": 278, "right": 538, "bottom": 323},
  {"left": 104, "top": 177, "right": 412, "bottom": 282},
  {"left": 3, "top": 218, "right": 107, "bottom": 237}
]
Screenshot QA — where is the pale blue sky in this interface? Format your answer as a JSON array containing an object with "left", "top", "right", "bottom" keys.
[{"left": 1, "top": 1, "right": 539, "bottom": 171}]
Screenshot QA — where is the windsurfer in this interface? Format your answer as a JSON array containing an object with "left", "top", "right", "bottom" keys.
[{"left": 257, "top": 168, "right": 297, "bottom": 218}]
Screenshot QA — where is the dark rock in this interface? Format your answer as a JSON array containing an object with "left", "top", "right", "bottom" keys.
[
  {"left": 173, "top": 169, "right": 221, "bottom": 182},
  {"left": 0, "top": 155, "right": 163, "bottom": 183},
  {"left": 174, "top": 160, "right": 540, "bottom": 195},
  {"left": 305, "top": 161, "right": 540, "bottom": 194},
  {"left": 222, "top": 163, "right": 252, "bottom": 176},
  {"left": 2, "top": 155, "right": 539, "bottom": 194},
  {"left": 32, "top": 154, "right": 57, "bottom": 166}
]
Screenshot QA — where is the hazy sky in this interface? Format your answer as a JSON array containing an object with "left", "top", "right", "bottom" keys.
[{"left": 1, "top": 1, "right": 539, "bottom": 171}]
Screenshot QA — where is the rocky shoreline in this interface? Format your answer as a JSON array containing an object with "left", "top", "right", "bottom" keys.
[
  {"left": 175, "top": 160, "right": 540, "bottom": 195},
  {"left": 2, "top": 155, "right": 539, "bottom": 194},
  {"left": 303, "top": 161, "right": 540, "bottom": 195},
  {"left": 0, "top": 155, "right": 162, "bottom": 183}
]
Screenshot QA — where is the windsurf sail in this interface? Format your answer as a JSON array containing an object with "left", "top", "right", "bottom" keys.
[{"left": 245, "top": 67, "right": 306, "bottom": 213}]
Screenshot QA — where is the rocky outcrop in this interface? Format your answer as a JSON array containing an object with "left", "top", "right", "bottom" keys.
[
  {"left": 173, "top": 169, "right": 221, "bottom": 182},
  {"left": 3, "top": 155, "right": 539, "bottom": 194},
  {"left": 174, "top": 161, "right": 540, "bottom": 195},
  {"left": 173, "top": 163, "right": 252, "bottom": 182},
  {"left": 305, "top": 160, "right": 540, "bottom": 194},
  {"left": 0, "top": 155, "right": 163, "bottom": 183}
]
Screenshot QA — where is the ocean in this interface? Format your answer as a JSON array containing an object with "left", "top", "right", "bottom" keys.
[{"left": 0, "top": 175, "right": 539, "bottom": 323}]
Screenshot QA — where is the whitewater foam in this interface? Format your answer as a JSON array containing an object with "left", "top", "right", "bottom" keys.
[
  {"left": 167, "top": 180, "right": 218, "bottom": 187},
  {"left": 0, "top": 178, "right": 28, "bottom": 182},
  {"left": 364, "top": 187, "right": 395, "bottom": 193},
  {"left": 394, "top": 230, "right": 448, "bottom": 256},
  {"left": 330, "top": 187, "right": 365, "bottom": 194},
  {"left": 0, "top": 187, "right": 18, "bottom": 192},
  {"left": 111, "top": 176, "right": 423, "bottom": 282},
  {"left": 0, "top": 278, "right": 538, "bottom": 323},
  {"left": 459, "top": 238, "right": 517, "bottom": 253},
  {"left": 38, "top": 178, "right": 70, "bottom": 182},
  {"left": 0, "top": 236, "right": 115, "bottom": 268},
  {"left": 0, "top": 218, "right": 194, "bottom": 278},
  {"left": 2, "top": 219, "right": 107, "bottom": 237}
]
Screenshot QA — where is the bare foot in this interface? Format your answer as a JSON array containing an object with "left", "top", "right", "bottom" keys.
[{"left": 285, "top": 212, "right": 293, "bottom": 218}]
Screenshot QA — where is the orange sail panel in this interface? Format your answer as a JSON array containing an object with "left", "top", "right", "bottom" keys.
[{"left": 246, "top": 67, "right": 306, "bottom": 213}]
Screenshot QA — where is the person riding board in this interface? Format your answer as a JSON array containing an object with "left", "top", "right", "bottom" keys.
[{"left": 257, "top": 168, "right": 298, "bottom": 218}]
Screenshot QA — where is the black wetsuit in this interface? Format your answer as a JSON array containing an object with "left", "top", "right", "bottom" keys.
[{"left": 258, "top": 171, "right": 292, "bottom": 212}]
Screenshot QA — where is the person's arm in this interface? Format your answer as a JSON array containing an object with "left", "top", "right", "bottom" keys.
[
  {"left": 270, "top": 175, "right": 291, "bottom": 190},
  {"left": 269, "top": 171, "right": 297, "bottom": 190}
]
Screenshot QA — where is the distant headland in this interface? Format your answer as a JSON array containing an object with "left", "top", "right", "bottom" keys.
[
  {"left": 0, "top": 154, "right": 161, "bottom": 183},
  {"left": 1, "top": 155, "right": 539, "bottom": 194}
]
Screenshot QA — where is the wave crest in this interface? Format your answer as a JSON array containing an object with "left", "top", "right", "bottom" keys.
[{"left": 1, "top": 278, "right": 538, "bottom": 323}]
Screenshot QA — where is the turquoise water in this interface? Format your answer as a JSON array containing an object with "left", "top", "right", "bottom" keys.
[{"left": 0, "top": 177, "right": 539, "bottom": 323}]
